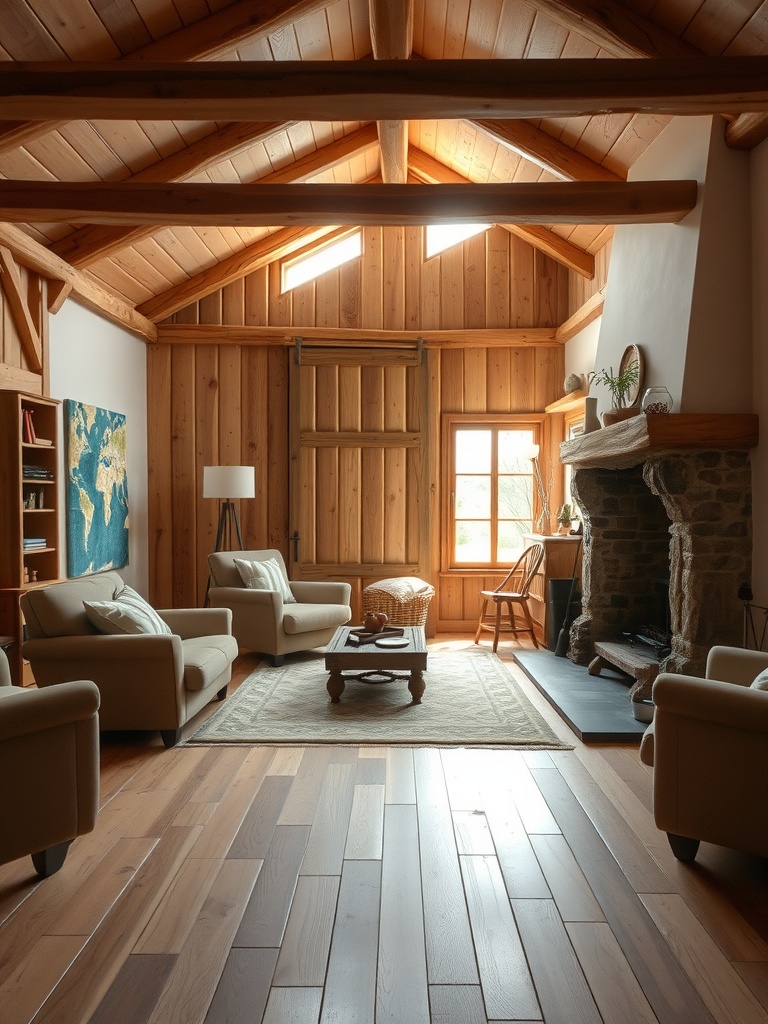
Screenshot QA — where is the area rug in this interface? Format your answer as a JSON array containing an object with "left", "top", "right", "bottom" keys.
[{"left": 186, "top": 645, "right": 570, "bottom": 747}]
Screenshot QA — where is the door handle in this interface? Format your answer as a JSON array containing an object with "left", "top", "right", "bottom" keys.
[{"left": 291, "top": 531, "right": 300, "bottom": 561}]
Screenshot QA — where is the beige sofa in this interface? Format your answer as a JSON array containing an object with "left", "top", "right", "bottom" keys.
[
  {"left": 207, "top": 549, "right": 351, "bottom": 665},
  {"left": 21, "top": 571, "right": 238, "bottom": 747},
  {"left": 640, "top": 645, "right": 768, "bottom": 862},
  {"left": 0, "top": 648, "right": 100, "bottom": 876}
]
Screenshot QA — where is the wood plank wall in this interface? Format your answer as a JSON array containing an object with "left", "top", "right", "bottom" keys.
[
  {"left": 0, "top": 264, "right": 48, "bottom": 395},
  {"left": 148, "top": 226, "right": 571, "bottom": 626}
]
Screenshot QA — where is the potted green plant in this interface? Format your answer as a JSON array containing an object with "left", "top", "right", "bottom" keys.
[
  {"left": 587, "top": 358, "right": 641, "bottom": 425},
  {"left": 557, "top": 503, "right": 574, "bottom": 535}
]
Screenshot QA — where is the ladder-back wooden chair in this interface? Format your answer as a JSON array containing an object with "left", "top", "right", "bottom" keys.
[{"left": 474, "top": 542, "right": 545, "bottom": 652}]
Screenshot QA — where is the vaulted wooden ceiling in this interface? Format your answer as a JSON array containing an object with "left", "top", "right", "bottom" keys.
[{"left": 0, "top": 0, "right": 766, "bottom": 331}]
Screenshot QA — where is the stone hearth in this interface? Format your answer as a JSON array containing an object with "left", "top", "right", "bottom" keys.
[{"left": 560, "top": 414, "right": 758, "bottom": 677}]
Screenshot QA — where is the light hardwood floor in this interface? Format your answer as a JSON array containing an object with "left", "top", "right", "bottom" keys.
[{"left": 2, "top": 637, "right": 768, "bottom": 1024}]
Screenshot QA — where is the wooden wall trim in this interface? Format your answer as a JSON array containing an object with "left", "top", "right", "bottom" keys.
[{"left": 156, "top": 324, "right": 561, "bottom": 347}]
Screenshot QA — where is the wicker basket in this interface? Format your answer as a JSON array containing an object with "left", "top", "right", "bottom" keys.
[{"left": 362, "top": 576, "right": 435, "bottom": 627}]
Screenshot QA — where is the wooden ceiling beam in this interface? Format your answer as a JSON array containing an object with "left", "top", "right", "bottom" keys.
[
  {"left": 472, "top": 119, "right": 624, "bottom": 182},
  {"left": 0, "top": 223, "right": 157, "bottom": 340},
  {"left": 0, "top": 180, "right": 698, "bottom": 228},
  {"left": 0, "top": 246, "right": 43, "bottom": 373},
  {"left": 2, "top": 59, "right": 767, "bottom": 121},
  {"left": 52, "top": 123, "right": 379, "bottom": 267},
  {"left": 369, "top": 0, "right": 414, "bottom": 184},
  {"left": 408, "top": 148, "right": 595, "bottom": 278},
  {"left": 524, "top": 0, "right": 768, "bottom": 148},
  {"left": 0, "top": 0, "right": 326, "bottom": 157},
  {"left": 137, "top": 224, "right": 344, "bottom": 322}
]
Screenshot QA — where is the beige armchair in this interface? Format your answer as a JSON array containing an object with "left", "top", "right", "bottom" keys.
[
  {"left": 0, "top": 649, "right": 100, "bottom": 876},
  {"left": 21, "top": 571, "right": 238, "bottom": 747},
  {"left": 207, "top": 549, "right": 352, "bottom": 665},
  {"left": 640, "top": 645, "right": 768, "bottom": 862}
]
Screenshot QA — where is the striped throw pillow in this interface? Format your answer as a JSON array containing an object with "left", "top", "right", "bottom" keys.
[
  {"left": 84, "top": 584, "right": 173, "bottom": 635},
  {"left": 234, "top": 557, "right": 296, "bottom": 604}
]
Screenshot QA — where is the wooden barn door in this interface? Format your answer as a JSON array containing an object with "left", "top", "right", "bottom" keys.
[{"left": 288, "top": 338, "right": 436, "bottom": 627}]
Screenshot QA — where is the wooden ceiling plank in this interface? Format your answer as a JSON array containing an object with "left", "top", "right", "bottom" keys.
[
  {"left": 0, "top": 245, "right": 43, "bottom": 372},
  {"left": 52, "top": 122, "right": 378, "bottom": 266},
  {"left": 724, "top": 111, "right": 768, "bottom": 150},
  {"left": 408, "top": 146, "right": 594, "bottom": 277},
  {"left": 0, "top": 222, "right": 157, "bottom": 340},
  {"left": 156, "top": 323, "right": 560, "bottom": 346},
  {"left": 473, "top": 117, "right": 624, "bottom": 181},
  {"left": 0, "top": 179, "right": 698, "bottom": 227},
  {"left": 3, "top": 58, "right": 768, "bottom": 121},
  {"left": 137, "top": 224, "right": 345, "bottom": 321},
  {"left": 0, "top": 0, "right": 328, "bottom": 158}
]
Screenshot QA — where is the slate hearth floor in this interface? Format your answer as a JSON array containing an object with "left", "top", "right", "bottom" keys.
[{"left": 514, "top": 649, "right": 649, "bottom": 742}]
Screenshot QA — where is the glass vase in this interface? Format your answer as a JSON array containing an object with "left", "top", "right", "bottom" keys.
[{"left": 641, "top": 387, "right": 673, "bottom": 414}]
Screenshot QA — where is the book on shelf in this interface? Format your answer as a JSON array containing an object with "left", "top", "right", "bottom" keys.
[
  {"left": 22, "top": 408, "right": 36, "bottom": 443},
  {"left": 23, "top": 539, "right": 47, "bottom": 550}
]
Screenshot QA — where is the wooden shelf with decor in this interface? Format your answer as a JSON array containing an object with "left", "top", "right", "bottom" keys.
[{"left": 0, "top": 390, "right": 61, "bottom": 684}]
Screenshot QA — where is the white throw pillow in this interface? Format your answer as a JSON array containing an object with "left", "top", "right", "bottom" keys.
[
  {"left": 235, "top": 557, "right": 296, "bottom": 604},
  {"left": 750, "top": 669, "right": 768, "bottom": 691},
  {"left": 84, "top": 584, "right": 173, "bottom": 636}
]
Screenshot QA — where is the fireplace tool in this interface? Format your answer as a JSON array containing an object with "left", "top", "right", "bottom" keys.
[{"left": 554, "top": 536, "right": 583, "bottom": 658}]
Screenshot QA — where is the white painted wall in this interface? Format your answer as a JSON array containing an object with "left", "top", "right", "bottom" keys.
[
  {"left": 48, "top": 301, "right": 148, "bottom": 594},
  {"left": 751, "top": 136, "right": 768, "bottom": 605},
  {"left": 564, "top": 316, "right": 600, "bottom": 385}
]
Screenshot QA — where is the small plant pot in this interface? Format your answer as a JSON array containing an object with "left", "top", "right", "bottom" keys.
[{"left": 601, "top": 407, "right": 642, "bottom": 427}]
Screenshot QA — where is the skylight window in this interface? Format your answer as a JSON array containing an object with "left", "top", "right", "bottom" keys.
[
  {"left": 282, "top": 231, "right": 363, "bottom": 292},
  {"left": 425, "top": 223, "right": 491, "bottom": 259}
]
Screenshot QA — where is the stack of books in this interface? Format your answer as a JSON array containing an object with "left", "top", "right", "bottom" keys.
[
  {"left": 22, "top": 465, "right": 54, "bottom": 481},
  {"left": 21, "top": 409, "right": 53, "bottom": 446},
  {"left": 23, "top": 538, "right": 47, "bottom": 551}
]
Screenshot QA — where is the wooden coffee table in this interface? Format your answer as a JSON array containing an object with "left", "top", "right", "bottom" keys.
[{"left": 324, "top": 625, "right": 428, "bottom": 704}]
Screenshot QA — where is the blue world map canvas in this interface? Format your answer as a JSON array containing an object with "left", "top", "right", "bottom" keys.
[{"left": 65, "top": 400, "right": 129, "bottom": 577}]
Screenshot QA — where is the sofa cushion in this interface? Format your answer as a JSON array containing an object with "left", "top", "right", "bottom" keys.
[
  {"left": 235, "top": 557, "right": 296, "bottom": 604},
  {"left": 84, "top": 586, "right": 173, "bottom": 636},
  {"left": 282, "top": 603, "right": 351, "bottom": 635},
  {"left": 182, "top": 634, "right": 238, "bottom": 691},
  {"left": 22, "top": 571, "right": 125, "bottom": 638},
  {"left": 750, "top": 669, "right": 768, "bottom": 691}
]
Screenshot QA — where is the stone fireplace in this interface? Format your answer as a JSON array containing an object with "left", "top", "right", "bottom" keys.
[{"left": 560, "top": 413, "right": 758, "bottom": 677}]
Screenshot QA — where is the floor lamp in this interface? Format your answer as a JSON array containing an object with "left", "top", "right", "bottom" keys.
[{"left": 203, "top": 465, "right": 255, "bottom": 604}]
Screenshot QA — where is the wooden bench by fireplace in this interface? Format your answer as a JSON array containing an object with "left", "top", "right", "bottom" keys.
[{"left": 588, "top": 640, "right": 659, "bottom": 702}]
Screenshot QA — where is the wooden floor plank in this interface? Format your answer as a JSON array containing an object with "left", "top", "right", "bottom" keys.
[
  {"left": 344, "top": 784, "right": 385, "bottom": 860},
  {"left": 533, "top": 767, "right": 718, "bottom": 1024},
  {"left": 268, "top": 747, "right": 304, "bottom": 776},
  {"left": 263, "top": 986, "right": 323, "bottom": 1023},
  {"left": 320, "top": 859, "right": 381, "bottom": 1024},
  {"left": 453, "top": 811, "right": 496, "bottom": 855},
  {"left": 481, "top": 780, "right": 552, "bottom": 900},
  {"left": 133, "top": 858, "right": 224, "bottom": 954},
  {"left": 227, "top": 774, "right": 293, "bottom": 860},
  {"left": 378, "top": 804, "right": 430, "bottom": 1023},
  {"left": 512, "top": 897, "right": 602, "bottom": 1023},
  {"left": 87, "top": 953, "right": 178, "bottom": 1024},
  {"left": 428, "top": 984, "right": 488, "bottom": 1023},
  {"left": 272, "top": 875, "right": 340, "bottom": 986},
  {"left": 204, "top": 948, "right": 279, "bottom": 1024},
  {"left": 566, "top": 921, "right": 670, "bottom": 1024},
  {"left": 0, "top": 935, "right": 84, "bottom": 1024},
  {"left": 640, "top": 892, "right": 768, "bottom": 1024},
  {"left": 278, "top": 748, "right": 332, "bottom": 825},
  {"left": 234, "top": 825, "right": 311, "bottom": 947},
  {"left": 300, "top": 761, "right": 357, "bottom": 875},
  {"left": 414, "top": 749, "right": 480, "bottom": 986},
  {"left": 528, "top": 834, "right": 605, "bottom": 922},
  {"left": 32, "top": 826, "right": 203, "bottom": 1024},
  {"left": 385, "top": 747, "right": 416, "bottom": 804},
  {"left": 146, "top": 859, "right": 262, "bottom": 1024},
  {"left": 460, "top": 854, "right": 541, "bottom": 1021}
]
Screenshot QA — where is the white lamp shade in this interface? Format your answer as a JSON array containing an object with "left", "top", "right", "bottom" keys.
[
  {"left": 203, "top": 465, "right": 255, "bottom": 499},
  {"left": 521, "top": 443, "right": 540, "bottom": 461}
]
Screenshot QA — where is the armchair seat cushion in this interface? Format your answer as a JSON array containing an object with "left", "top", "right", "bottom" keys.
[
  {"left": 283, "top": 603, "right": 353, "bottom": 636},
  {"left": 182, "top": 634, "right": 239, "bottom": 691}
]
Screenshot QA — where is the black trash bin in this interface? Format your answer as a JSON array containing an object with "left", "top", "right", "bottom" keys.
[{"left": 547, "top": 578, "right": 581, "bottom": 652}]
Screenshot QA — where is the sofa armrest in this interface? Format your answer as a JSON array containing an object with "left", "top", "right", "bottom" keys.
[
  {"left": 653, "top": 672, "right": 768, "bottom": 733},
  {"left": 705, "top": 645, "right": 768, "bottom": 686},
  {"left": 22, "top": 634, "right": 184, "bottom": 689},
  {"left": 208, "top": 587, "right": 283, "bottom": 612},
  {"left": 290, "top": 580, "right": 352, "bottom": 605},
  {"left": 159, "top": 607, "right": 233, "bottom": 638},
  {"left": 0, "top": 679, "right": 100, "bottom": 742}
]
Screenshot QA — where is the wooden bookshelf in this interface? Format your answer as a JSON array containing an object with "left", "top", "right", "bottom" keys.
[{"left": 0, "top": 390, "right": 61, "bottom": 683}]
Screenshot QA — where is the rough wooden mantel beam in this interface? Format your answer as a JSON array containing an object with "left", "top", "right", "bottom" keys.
[
  {"left": 1, "top": 59, "right": 767, "bottom": 121},
  {"left": 0, "top": 180, "right": 698, "bottom": 227}
]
